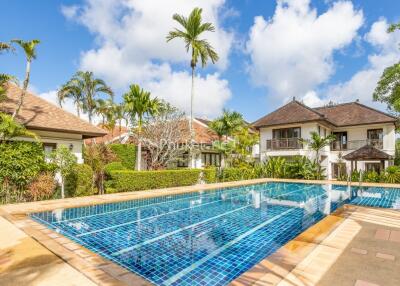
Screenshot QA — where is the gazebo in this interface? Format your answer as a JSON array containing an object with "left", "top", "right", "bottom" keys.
[{"left": 343, "top": 145, "right": 393, "bottom": 172}]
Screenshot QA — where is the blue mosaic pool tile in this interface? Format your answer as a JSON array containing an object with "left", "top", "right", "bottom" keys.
[{"left": 30, "top": 182, "right": 400, "bottom": 286}]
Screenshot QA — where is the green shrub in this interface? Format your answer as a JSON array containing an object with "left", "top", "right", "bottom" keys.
[
  {"left": 65, "top": 164, "right": 96, "bottom": 197},
  {"left": 382, "top": 166, "right": 400, "bottom": 183},
  {"left": 109, "top": 169, "right": 201, "bottom": 192},
  {"left": 220, "top": 167, "right": 258, "bottom": 182},
  {"left": 105, "top": 162, "right": 127, "bottom": 176},
  {"left": 203, "top": 167, "right": 218, "bottom": 183},
  {"left": 109, "top": 144, "right": 136, "bottom": 169},
  {"left": 0, "top": 141, "right": 46, "bottom": 189},
  {"left": 363, "top": 171, "right": 380, "bottom": 183}
]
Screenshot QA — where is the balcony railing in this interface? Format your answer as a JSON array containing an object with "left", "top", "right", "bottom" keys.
[
  {"left": 266, "top": 138, "right": 302, "bottom": 150},
  {"left": 331, "top": 139, "right": 383, "bottom": 151}
]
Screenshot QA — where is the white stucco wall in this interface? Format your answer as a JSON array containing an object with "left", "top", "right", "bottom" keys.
[
  {"left": 12, "top": 129, "right": 85, "bottom": 163},
  {"left": 259, "top": 122, "right": 396, "bottom": 179}
]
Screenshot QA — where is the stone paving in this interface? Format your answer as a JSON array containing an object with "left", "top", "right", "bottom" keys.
[{"left": 1, "top": 178, "right": 400, "bottom": 286}]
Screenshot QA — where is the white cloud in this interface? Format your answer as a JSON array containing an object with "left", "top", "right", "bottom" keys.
[
  {"left": 61, "top": 0, "right": 234, "bottom": 117},
  {"left": 61, "top": 5, "right": 79, "bottom": 19},
  {"left": 145, "top": 70, "right": 231, "bottom": 118},
  {"left": 246, "top": 0, "right": 363, "bottom": 101},
  {"left": 301, "top": 90, "right": 325, "bottom": 107},
  {"left": 318, "top": 19, "right": 400, "bottom": 107}
]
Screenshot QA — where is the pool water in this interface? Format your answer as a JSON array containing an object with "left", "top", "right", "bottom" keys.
[{"left": 31, "top": 182, "right": 400, "bottom": 286}]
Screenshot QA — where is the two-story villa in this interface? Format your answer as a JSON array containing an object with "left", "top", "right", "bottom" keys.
[{"left": 253, "top": 99, "right": 397, "bottom": 179}]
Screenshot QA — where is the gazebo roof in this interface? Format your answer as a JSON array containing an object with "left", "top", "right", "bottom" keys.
[{"left": 343, "top": 145, "right": 393, "bottom": 161}]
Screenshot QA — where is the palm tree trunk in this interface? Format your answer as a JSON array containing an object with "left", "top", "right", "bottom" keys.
[
  {"left": 76, "top": 105, "right": 80, "bottom": 118},
  {"left": 189, "top": 66, "right": 195, "bottom": 168},
  {"left": 12, "top": 59, "right": 30, "bottom": 119},
  {"left": 61, "top": 177, "right": 65, "bottom": 199},
  {"left": 137, "top": 119, "right": 142, "bottom": 171}
]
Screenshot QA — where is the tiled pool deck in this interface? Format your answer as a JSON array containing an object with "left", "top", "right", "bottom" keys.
[{"left": 1, "top": 178, "right": 400, "bottom": 286}]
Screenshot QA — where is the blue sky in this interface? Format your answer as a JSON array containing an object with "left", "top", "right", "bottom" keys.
[{"left": 1, "top": 0, "right": 400, "bottom": 122}]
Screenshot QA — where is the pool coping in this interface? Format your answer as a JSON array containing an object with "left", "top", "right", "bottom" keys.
[{"left": 1, "top": 178, "right": 400, "bottom": 286}]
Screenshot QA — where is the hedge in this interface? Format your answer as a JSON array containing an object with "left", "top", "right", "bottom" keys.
[
  {"left": 109, "top": 169, "right": 201, "bottom": 192},
  {"left": 203, "top": 168, "right": 218, "bottom": 183},
  {"left": 109, "top": 144, "right": 136, "bottom": 169},
  {"left": 104, "top": 161, "right": 127, "bottom": 177},
  {"left": 220, "top": 167, "right": 258, "bottom": 182}
]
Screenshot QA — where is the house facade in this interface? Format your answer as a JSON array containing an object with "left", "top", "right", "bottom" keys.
[
  {"left": 1, "top": 84, "right": 107, "bottom": 162},
  {"left": 253, "top": 99, "right": 397, "bottom": 179}
]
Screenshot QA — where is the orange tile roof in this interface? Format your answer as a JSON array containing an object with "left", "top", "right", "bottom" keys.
[
  {"left": 0, "top": 83, "right": 107, "bottom": 138},
  {"left": 86, "top": 125, "right": 129, "bottom": 144}
]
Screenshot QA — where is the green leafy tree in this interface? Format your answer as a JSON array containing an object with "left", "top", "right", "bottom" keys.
[
  {"left": 167, "top": 7, "right": 219, "bottom": 160},
  {"left": 60, "top": 71, "right": 113, "bottom": 123},
  {"left": 373, "top": 22, "right": 400, "bottom": 115},
  {"left": 50, "top": 146, "right": 77, "bottom": 199},
  {"left": 263, "top": 157, "right": 286, "bottom": 178},
  {"left": 10, "top": 39, "right": 40, "bottom": 119},
  {"left": 0, "top": 113, "right": 38, "bottom": 141},
  {"left": 123, "top": 84, "right": 160, "bottom": 171}
]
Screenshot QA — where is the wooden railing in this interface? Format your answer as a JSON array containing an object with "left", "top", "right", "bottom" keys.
[
  {"left": 331, "top": 139, "right": 383, "bottom": 151},
  {"left": 266, "top": 138, "right": 302, "bottom": 150}
]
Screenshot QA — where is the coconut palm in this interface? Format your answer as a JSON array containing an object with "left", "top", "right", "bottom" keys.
[
  {"left": 10, "top": 39, "right": 40, "bottom": 119},
  {"left": 113, "top": 103, "right": 127, "bottom": 138},
  {"left": 95, "top": 98, "right": 114, "bottom": 125},
  {"left": 57, "top": 83, "right": 84, "bottom": 117},
  {"left": 60, "top": 71, "right": 113, "bottom": 123},
  {"left": 124, "top": 84, "right": 160, "bottom": 170},
  {"left": 210, "top": 109, "right": 244, "bottom": 140},
  {"left": 167, "top": 7, "right": 219, "bottom": 161}
]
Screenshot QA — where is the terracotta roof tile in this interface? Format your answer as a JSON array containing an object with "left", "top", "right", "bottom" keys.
[
  {"left": 315, "top": 102, "right": 397, "bottom": 127},
  {"left": 0, "top": 83, "right": 107, "bottom": 138},
  {"left": 253, "top": 100, "right": 397, "bottom": 129},
  {"left": 252, "top": 100, "right": 325, "bottom": 128}
]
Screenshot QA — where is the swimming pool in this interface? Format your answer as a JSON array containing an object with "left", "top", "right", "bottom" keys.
[{"left": 31, "top": 182, "right": 400, "bottom": 286}]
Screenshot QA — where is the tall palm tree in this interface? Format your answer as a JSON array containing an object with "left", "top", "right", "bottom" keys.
[
  {"left": 57, "top": 83, "right": 84, "bottom": 117},
  {"left": 167, "top": 7, "right": 219, "bottom": 165},
  {"left": 113, "top": 103, "right": 126, "bottom": 139},
  {"left": 11, "top": 39, "right": 40, "bottom": 119},
  {"left": 124, "top": 84, "right": 160, "bottom": 170},
  {"left": 210, "top": 109, "right": 244, "bottom": 140},
  {"left": 95, "top": 98, "right": 113, "bottom": 125},
  {"left": 60, "top": 71, "right": 113, "bottom": 123}
]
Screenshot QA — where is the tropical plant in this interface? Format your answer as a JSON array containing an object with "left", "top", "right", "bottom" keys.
[
  {"left": 57, "top": 83, "right": 83, "bottom": 116},
  {"left": 263, "top": 157, "right": 286, "bottom": 178},
  {"left": 49, "top": 146, "right": 77, "bottom": 199},
  {"left": 383, "top": 166, "right": 400, "bottom": 183},
  {"left": 95, "top": 98, "right": 113, "bottom": 125},
  {"left": 363, "top": 170, "right": 380, "bottom": 183},
  {"left": 60, "top": 71, "right": 113, "bottom": 123},
  {"left": 212, "top": 140, "right": 236, "bottom": 167},
  {"left": 232, "top": 127, "right": 259, "bottom": 165},
  {"left": 10, "top": 39, "right": 40, "bottom": 119},
  {"left": 210, "top": 109, "right": 245, "bottom": 140},
  {"left": 123, "top": 84, "right": 160, "bottom": 170},
  {"left": 0, "top": 113, "right": 38, "bottom": 141},
  {"left": 300, "top": 131, "right": 335, "bottom": 173},
  {"left": 167, "top": 7, "right": 219, "bottom": 159}
]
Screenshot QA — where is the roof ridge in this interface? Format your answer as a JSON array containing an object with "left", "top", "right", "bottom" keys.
[{"left": 314, "top": 101, "right": 355, "bottom": 109}]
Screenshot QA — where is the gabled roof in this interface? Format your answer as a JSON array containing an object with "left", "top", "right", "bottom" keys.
[
  {"left": 252, "top": 100, "right": 326, "bottom": 128},
  {"left": 314, "top": 102, "right": 397, "bottom": 127},
  {"left": 0, "top": 83, "right": 107, "bottom": 138},
  {"left": 253, "top": 100, "right": 397, "bottom": 129},
  {"left": 343, "top": 145, "right": 393, "bottom": 160}
]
